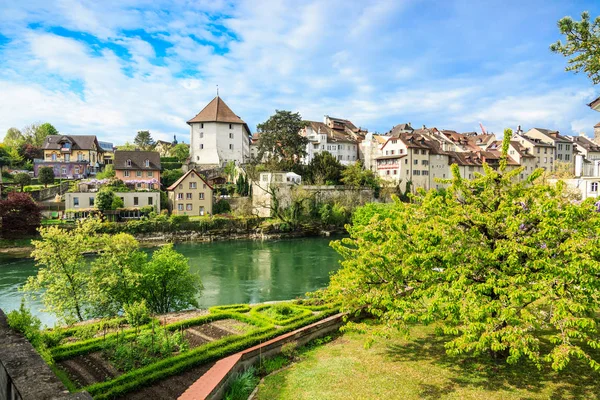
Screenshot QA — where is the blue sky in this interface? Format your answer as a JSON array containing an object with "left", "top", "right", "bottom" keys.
[{"left": 1, "top": 0, "right": 600, "bottom": 144}]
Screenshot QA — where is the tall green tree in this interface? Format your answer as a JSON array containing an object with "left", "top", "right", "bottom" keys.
[
  {"left": 329, "top": 133, "right": 600, "bottom": 372},
  {"left": 13, "top": 172, "right": 31, "bottom": 191},
  {"left": 341, "top": 161, "right": 379, "bottom": 192},
  {"left": 4, "top": 127, "right": 25, "bottom": 148},
  {"left": 307, "top": 151, "right": 344, "bottom": 185},
  {"left": 134, "top": 130, "right": 155, "bottom": 150},
  {"left": 38, "top": 167, "right": 55, "bottom": 188},
  {"left": 118, "top": 141, "right": 138, "bottom": 151},
  {"left": 139, "top": 244, "right": 202, "bottom": 314},
  {"left": 551, "top": 11, "right": 600, "bottom": 84},
  {"left": 256, "top": 110, "right": 308, "bottom": 171},
  {"left": 24, "top": 224, "right": 94, "bottom": 322},
  {"left": 23, "top": 123, "right": 58, "bottom": 147}
]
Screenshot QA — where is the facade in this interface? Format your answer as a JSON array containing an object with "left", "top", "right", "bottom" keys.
[
  {"left": 188, "top": 96, "right": 251, "bottom": 168},
  {"left": 300, "top": 118, "right": 361, "bottom": 165},
  {"left": 35, "top": 135, "right": 103, "bottom": 178},
  {"left": 252, "top": 172, "right": 301, "bottom": 217},
  {"left": 114, "top": 150, "right": 161, "bottom": 190},
  {"left": 568, "top": 135, "right": 600, "bottom": 177},
  {"left": 65, "top": 192, "right": 160, "bottom": 211},
  {"left": 167, "top": 169, "right": 214, "bottom": 216},
  {"left": 98, "top": 141, "right": 114, "bottom": 165},
  {"left": 513, "top": 133, "right": 555, "bottom": 172},
  {"left": 526, "top": 128, "right": 574, "bottom": 167},
  {"left": 154, "top": 136, "right": 179, "bottom": 157}
]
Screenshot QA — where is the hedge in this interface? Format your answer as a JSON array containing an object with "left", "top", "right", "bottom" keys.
[
  {"left": 86, "top": 308, "right": 339, "bottom": 399},
  {"left": 249, "top": 304, "right": 313, "bottom": 326},
  {"left": 96, "top": 216, "right": 262, "bottom": 235},
  {"left": 161, "top": 161, "right": 182, "bottom": 170},
  {"left": 160, "top": 157, "right": 178, "bottom": 163},
  {"left": 209, "top": 304, "right": 251, "bottom": 313}
]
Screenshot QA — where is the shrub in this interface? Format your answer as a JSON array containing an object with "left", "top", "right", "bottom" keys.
[
  {"left": 224, "top": 366, "right": 259, "bottom": 400},
  {"left": 139, "top": 205, "right": 155, "bottom": 215},
  {"left": 13, "top": 172, "right": 31, "bottom": 190},
  {"left": 123, "top": 300, "right": 150, "bottom": 328},
  {"left": 258, "top": 355, "right": 288, "bottom": 375},
  {"left": 280, "top": 341, "right": 298, "bottom": 359},
  {"left": 7, "top": 299, "right": 53, "bottom": 364},
  {"left": 169, "top": 214, "right": 189, "bottom": 224},
  {"left": 38, "top": 167, "right": 55, "bottom": 187},
  {"left": 0, "top": 192, "right": 42, "bottom": 237},
  {"left": 213, "top": 199, "right": 231, "bottom": 215}
]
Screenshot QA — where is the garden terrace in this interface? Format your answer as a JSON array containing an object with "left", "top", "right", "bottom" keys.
[{"left": 45, "top": 301, "right": 337, "bottom": 399}]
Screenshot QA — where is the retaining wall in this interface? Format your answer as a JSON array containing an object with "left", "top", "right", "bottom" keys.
[
  {"left": 0, "top": 309, "right": 91, "bottom": 400},
  {"left": 28, "top": 181, "right": 71, "bottom": 202},
  {"left": 179, "top": 312, "right": 345, "bottom": 400}
]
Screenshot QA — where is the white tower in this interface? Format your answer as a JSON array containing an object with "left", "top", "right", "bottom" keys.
[{"left": 187, "top": 96, "right": 251, "bottom": 168}]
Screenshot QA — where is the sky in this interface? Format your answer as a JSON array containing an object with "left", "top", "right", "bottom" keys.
[{"left": 1, "top": 0, "right": 600, "bottom": 145}]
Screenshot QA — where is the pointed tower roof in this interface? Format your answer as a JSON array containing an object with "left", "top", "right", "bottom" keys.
[{"left": 187, "top": 96, "right": 246, "bottom": 125}]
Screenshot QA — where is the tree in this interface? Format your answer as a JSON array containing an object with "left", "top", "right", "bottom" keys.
[
  {"left": 134, "top": 130, "right": 155, "bottom": 150},
  {"left": 0, "top": 192, "right": 41, "bottom": 237},
  {"left": 224, "top": 160, "right": 237, "bottom": 183},
  {"left": 329, "top": 133, "right": 600, "bottom": 373},
  {"left": 307, "top": 151, "right": 344, "bottom": 185},
  {"left": 19, "top": 143, "right": 42, "bottom": 162},
  {"left": 341, "top": 162, "right": 380, "bottom": 195},
  {"left": 213, "top": 199, "right": 232, "bottom": 214},
  {"left": 95, "top": 187, "right": 120, "bottom": 211},
  {"left": 96, "top": 164, "right": 115, "bottom": 180},
  {"left": 38, "top": 167, "right": 55, "bottom": 188},
  {"left": 89, "top": 233, "right": 146, "bottom": 317},
  {"left": 13, "top": 172, "right": 31, "bottom": 191},
  {"left": 6, "top": 146, "right": 23, "bottom": 167},
  {"left": 256, "top": 110, "right": 309, "bottom": 171},
  {"left": 23, "top": 223, "right": 93, "bottom": 322},
  {"left": 172, "top": 143, "right": 190, "bottom": 163},
  {"left": 4, "top": 127, "right": 25, "bottom": 148},
  {"left": 118, "top": 141, "right": 138, "bottom": 151},
  {"left": 551, "top": 11, "right": 600, "bottom": 84},
  {"left": 0, "top": 145, "right": 11, "bottom": 168},
  {"left": 138, "top": 244, "right": 202, "bottom": 314},
  {"left": 161, "top": 169, "right": 184, "bottom": 188},
  {"left": 23, "top": 123, "right": 58, "bottom": 147},
  {"left": 235, "top": 174, "right": 250, "bottom": 196}
]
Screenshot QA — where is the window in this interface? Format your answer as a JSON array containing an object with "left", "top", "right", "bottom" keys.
[
  {"left": 558, "top": 154, "right": 563, "bottom": 160},
  {"left": 78, "top": 153, "right": 83, "bottom": 161},
  {"left": 200, "top": 123, "right": 204, "bottom": 129},
  {"left": 136, "top": 171, "right": 142, "bottom": 177},
  {"left": 393, "top": 170, "right": 397, "bottom": 175},
  {"left": 64, "top": 154, "right": 70, "bottom": 162},
  {"left": 200, "top": 132, "right": 204, "bottom": 138},
  {"left": 229, "top": 144, "right": 233, "bottom": 150},
  {"left": 145, "top": 159, "right": 150, "bottom": 167},
  {"left": 89, "top": 197, "right": 95, "bottom": 206},
  {"left": 565, "top": 154, "right": 570, "bottom": 161},
  {"left": 199, "top": 193, "right": 204, "bottom": 200},
  {"left": 186, "top": 204, "right": 192, "bottom": 211},
  {"left": 537, "top": 148, "right": 540, "bottom": 154},
  {"left": 124, "top": 170, "right": 130, "bottom": 177},
  {"left": 405, "top": 159, "right": 408, "bottom": 164},
  {"left": 178, "top": 204, "right": 184, "bottom": 211},
  {"left": 51, "top": 153, "right": 57, "bottom": 161},
  {"left": 134, "top": 197, "right": 139, "bottom": 206},
  {"left": 200, "top": 144, "right": 204, "bottom": 149},
  {"left": 566, "top": 144, "right": 571, "bottom": 150},
  {"left": 179, "top": 184, "right": 183, "bottom": 189},
  {"left": 177, "top": 193, "right": 183, "bottom": 200},
  {"left": 558, "top": 144, "right": 563, "bottom": 150},
  {"left": 229, "top": 132, "right": 234, "bottom": 139},
  {"left": 592, "top": 182, "right": 599, "bottom": 192},
  {"left": 386, "top": 170, "right": 390, "bottom": 175},
  {"left": 127, "top": 159, "right": 132, "bottom": 167},
  {"left": 422, "top": 150, "right": 427, "bottom": 155},
  {"left": 73, "top": 197, "right": 79, "bottom": 207},
  {"left": 137, "top": 183, "right": 142, "bottom": 188},
  {"left": 147, "top": 171, "right": 153, "bottom": 177},
  {"left": 199, "top": 206, "right": 205, "bottom": 215},
  {"left": 186, "top": 193, "right": 192, "bottom": 200},
  {"left": 196, "top": 156, "right": 199, "bottom": 161},
  {"left": 414, "top": 159, "right": 418, "bottom": 165},
  {"left": 422, "top": 160, "right": 428, "bottom": 165},
  {"left": 148, "top": 196, "right": 153, "bottom": 205},
  {"left": 61, "top": 167, "right": 67, "bottom": 175},
  {"left": 190, "top": 182, "right": 197, "bottom": 189},
  {"left": 203, "top": 184, "right": 207, "bottom": 189},
  {"left": 544, "top": 157, "right": 547, "bottom": 163},
  {"left": 413, "top": 170, "right": 420, "bottom": 175},
  {"left": 75, "top": 167, "right": 79, "bottom": 174}
]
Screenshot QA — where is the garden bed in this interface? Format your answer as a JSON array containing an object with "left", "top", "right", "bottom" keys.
[{"left": 58, "top": 351, "right": 120, "bottom": 387}]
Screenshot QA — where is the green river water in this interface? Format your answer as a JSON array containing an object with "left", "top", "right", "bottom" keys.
[{"left": 0, "top": 237, "right": 342, "bottom": 327}]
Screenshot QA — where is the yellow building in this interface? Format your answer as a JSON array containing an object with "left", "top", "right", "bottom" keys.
[
  {"left": 167, "top": 169, "right": 214, "bottom": 216},
  {"left": 36, "top": 135, "right": 103, "bottom": 177}
]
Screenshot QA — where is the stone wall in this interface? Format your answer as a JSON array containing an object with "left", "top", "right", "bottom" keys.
[
  {"left": 0, "top": 309, "right": 91, "bottom": 400},
  {"left": 28, "top": 181, "right": 71, "bottom": 202}
]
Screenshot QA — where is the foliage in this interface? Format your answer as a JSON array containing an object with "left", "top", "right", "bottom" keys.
[
  {"left": 160, "top": 190, "right": 169, "bottom": 210},
  {"left": 96, "top": 164, "right": 115, "bottom": 180},
  {"left": 341, "top": 161, "right": 380, "bottom": 195},
  {"left": 235, "top": 173, "right": 250, "bottom": 196},
  {"left": 23, "top": 223, "right": 94, "bottom": 322},
  {"left": 551, "top": 11, "right": 600, "bottom": 84},
  {"left": 0, "top": 192, "right": 41, "bottom": 237},
  {"left": 95, "top": 187, "right": 120, "bottom": 211},
  {"left": 547, "top": 161, "right": 575, "bottom": 179},
  {"left": 138, "top": 244, "right": 202, "bottom": 314},
  {"left": 251, "top": 303, "right": 311, "bottom": 325},
  {"left": 224, "top": 160, "right": 237, "bottom": 182},
  {"left": 38, "top": 166, "right": 55, "bottom": 187},
  {"left": 224, "top": 366, "right": 259, "bottom": 400},
  {"left": 134, "top": 130, "right": 154, "bottom": 150},
  {"left": 88, "top": 233, "right": 146, "bottom": 317},
  {"left": 6, "top": 146, "right": 23, "bottom": 167},
  {"left": 171, "top": 143, "right": 190, "bottom": 163},
  {"left": 19, "top": 143, "right": 43, "bottom": 161},
  {"left": 34, "top": 123, "right": 59, "bottom": 146},
  {"left": 169, "top": 214, "right": 189, "bottom": 224},
  {"left": 118, "top": 141, "right": 138, "bottom": 151},
  {"left": 161, "top": 161, "right": 183, "bottom": 170},
  {"left": 256, "top": 110, "right": 309, "bottom": 171},
  {"left": 306, "top": 151, "right": 344, "bottom": 185},
  {"left": 319, "top": 202, "right": 350, "bottom": 227},
  {"left": 4, "top": 127, "right": 25, "bottom": 148},
  {"left": 161, "top": 168, "right": 184, "bottom": 188},
  {"left": 214, "top": 199, "right": 232, "bottom": 214},
  {"left": 329, "top": 133, "right": 600, "bottom": 372},
  {"left": 102, "top": 321, "right": 187, "bottom": 372},
  {"left": 13, "top": 172, "right": 31, "bottom": 190}
]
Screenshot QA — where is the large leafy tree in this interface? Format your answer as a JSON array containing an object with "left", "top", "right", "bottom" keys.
[
  {"left": 13, "top": 172, "right": 31, "bottom": 191},
  {"left": 341, "top": 161, "right": 380, "bottom": 193},
  {"left": 134, "top": 130, "right": 155, "bottom": 150},
  {"left": 256, "top": 110, "right": 309, "bottom": 171},
  {"left": 0, "top": 192, "right": 41, "bottom": 237},
  {"left": 307, "top": 151, "right": 344, "bottom": 185},
  {"left": 23, "top": 123, "right": 58, "bottom": 147},
  {"left": 330, "top": 133, "right": 600, "bottom": 372},
  {"left": 139, "top": 244, "right": 202, "bottom": 314},
  {"left": 551, "top": 11, "right": 600, "bottom": 84},
  {"left": 38, "top": 167, "right": 55, "bottom": 188},
  {"left": 171, "top": 143, "right": 190, "bottom": 163},
  {"left": 4, "top": 127, "right": 25, "bottom": 148}
]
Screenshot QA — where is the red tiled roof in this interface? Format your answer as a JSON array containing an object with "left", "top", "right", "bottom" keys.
[
  {"left": 167, "top": 169, "right": 214, "bottom": 191},
  {"left": 187, "top": 96, "right": 246, "bottom": 125}
]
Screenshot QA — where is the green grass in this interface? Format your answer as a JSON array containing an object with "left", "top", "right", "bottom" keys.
[
  {"left": 0, "top": 238, "right": 34, "bottom": 249},
  {"left": 256, "top": 323, "right": 600, "bottom": 400}
]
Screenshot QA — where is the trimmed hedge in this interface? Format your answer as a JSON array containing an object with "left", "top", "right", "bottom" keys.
[
  {"left": 166, "top": 311, "right": 269, "bottom": 331},
  {"left": 161, "top": 161, "right": 182, "bottom": 170},
  {"left": 86, "top": 308, "right": 339, "bottom": 399},
  {"left": 250, "top": 304, "right": 312, "bottom": 326},
  {"left": 209, "top": 304, "right": 251, "bottom": 313}
]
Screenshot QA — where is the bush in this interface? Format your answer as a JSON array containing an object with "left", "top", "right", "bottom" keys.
[
  {"left": 13, "top": 172, "right": 31, "bottom": 190},
  {"left": 213, "top": 199, "right": 231, "bottom": 215},
  {"left": 38, "top": 167, "right": 55, "bottom": 187},
  {"left": 224, "top": 366, "right": 259, "bottom": 400},
  {"left": 7, "top": 299, "right": 53, "bottom": 364},
  {"left": 169, "top": 214, "right": 189, "bottom": 224},
  {"left": 139, "top": 205, "right": 155, "bottom": 215},
  {"left": 123, "top": 300, "right": 150, "bottom": 328},
  {"left": 0, "top": 192, "right": 42, "bottom": 237}
]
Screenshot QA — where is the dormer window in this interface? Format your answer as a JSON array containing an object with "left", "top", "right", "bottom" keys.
[
  {"left": 145, "top": 159, "right": 150, "bottom": 167},
  {"left": 126, "top": 159, "right": 132, "bottom": 167}
]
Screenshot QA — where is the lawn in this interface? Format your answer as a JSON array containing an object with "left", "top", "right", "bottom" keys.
[{"left": 255, "top": 323, "right": 600, "bottom": 400}]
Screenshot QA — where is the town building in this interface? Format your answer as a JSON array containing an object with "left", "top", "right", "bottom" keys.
[
  {"left": 187, "top": 96, "right": 251, "bottom": 168},
  {"left": 167, "top": 169, "right": 214, "bottom": 216},
  {"left": 154, "top": 136, "right": 179, "bottom": 157},
  {"left": 299, "top": 116, "right": 365, "bottom": 166},
  {"left": 525, "top": 128, "right": 575, "bottom": 167},
  {"left": 512, "top": 132, "right": 555, "bottom": 172},
  {"left": 35, "top": 135, "right": 103, "bottom": 178},
  {"left": 98, "top": 141, "right": 114, "bottom": 165},
  {"left": 252, "top": 171, "right": 302, "bottom": 217},
  {"left": 114, "top": 150, "right": 161, "bottom": 190},
  {"left": 569, "top": 135, "right": 600, "bottom": 177},
  {"left": 65, "top": 191, "right": 160, "bottom": 212}
]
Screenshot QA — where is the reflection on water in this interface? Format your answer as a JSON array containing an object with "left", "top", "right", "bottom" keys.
[{"left": 0, "top": 237, "right": 342, "bottom": 327}]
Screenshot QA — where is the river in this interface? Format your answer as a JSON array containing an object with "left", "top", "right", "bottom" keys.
[{"left": 0, "top": 237, "right": 342, "bottom": 327}]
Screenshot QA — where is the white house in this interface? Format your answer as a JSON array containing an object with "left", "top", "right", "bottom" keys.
[
  {"left": 188, "top": 96, "right": 251, "bottom": 168},
  {"left": 300, "top": 117, "right": 361, "bottom": 166}
]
